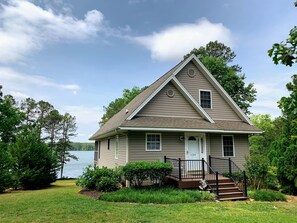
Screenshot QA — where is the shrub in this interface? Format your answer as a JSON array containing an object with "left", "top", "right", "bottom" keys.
[
  {"left": 76, "top": 166, "right": 121, "bottom": 192},
  {"left": 0, "top": 143, "right": 12, "bottom": 193},
  {"left": 122, "top": 161, "right": 173, "bottom": 187},
  {"left": 99, "top": 186, "right": 216, "bottom": 203},
  {"left": 222, "top": 172, "right": 243, "bottom": 182},
  {"left": 264, "top": 166, "right": 279, "bottom": 190},
  {"left": 249, "top": 190, "right": 287, "bottom": 201},
  {"left": 9, "top": 129, "right": 57, "bottom": 190}
]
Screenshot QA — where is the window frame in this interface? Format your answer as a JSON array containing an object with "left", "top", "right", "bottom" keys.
[
  {"left": 199, "top": 89, "right": 212, "bottom": 109},
  {"left": 115, "top": 135, "right": 119, "bottom": 159},
  {"left": 221, "top": 135, "right": 235, "bottom": 157},
  {"left": 145, "top": 133, "right": 162, "bottom": 152},
  {"left": 107, "top": 138, "right": 110, "bottom": 150}
]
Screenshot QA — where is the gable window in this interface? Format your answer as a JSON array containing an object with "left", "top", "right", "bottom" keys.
[
  {"left": 199, "top": 90, "right": 212, "bottom": 109},
  {"left": 146, "top": 133, "right": 162, "bottom": 151},
  {"left": 222, "top": 135, "right": 235, "bottom": 157},
  {"left": 115, "top": 135, "right": 119, "bottom": 159},
  {"left": 107, "top": 138, "right": 110, "bottom": 150}
]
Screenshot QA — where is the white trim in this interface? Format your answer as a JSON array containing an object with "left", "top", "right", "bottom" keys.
[
  {"left": 127, "top": 55, "right": 196, "bottom": 120},
  {"left": 184, "top": 133, "right": 207, "bottom": 161},
  {"left": 119, "top": 127, "right": 262, "bottom": 134},
  {"left": 171, "top": 77, "right": 214, "bottom": 123},
  {"left": 191, "top": 57, "right": 253, "bottom": 125},
  {"left": 145, "top": 133, "right": 162, "bottom": 151},
  {"left": 115, "top": 135, "right": 119, "bottom": 159},
  {"left": 125, "top": 134, "right": 129, "bottom": 163},
  {"left": 221, "top": 135, "right": 235, "bottom": 157},
  {"left": 199, "top": 89, "right": 212, "bottom": 109}
]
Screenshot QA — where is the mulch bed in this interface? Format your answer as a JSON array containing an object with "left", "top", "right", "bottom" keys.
[{"left": 78, "top": 189, "right": 101, "bottom": 199}]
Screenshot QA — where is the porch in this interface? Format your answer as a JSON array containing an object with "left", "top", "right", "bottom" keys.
[{"left": 164, "top": 156, "right": 248, "bottom": 201}]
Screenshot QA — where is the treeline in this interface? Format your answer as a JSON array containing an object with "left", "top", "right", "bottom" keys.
[
  {"left": 71, "top": 142, "right": 94, "bottom": 151},
  {"left": 0, "top": 95, "right": 77, "bottom": 192}
]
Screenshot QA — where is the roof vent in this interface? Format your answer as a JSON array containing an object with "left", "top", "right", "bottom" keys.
[
  {"left": 188, "top": 68, "right": 196, "bottom": 77},
  {"left": 166, "top": 89, "right": 175, "bottom": 98},
  {"left": 125, "top": 109, "right": 129, "bottom": 114}
]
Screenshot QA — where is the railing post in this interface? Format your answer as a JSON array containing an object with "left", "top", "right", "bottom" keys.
[
  {"left": 202, "top": 158, "right": 205, "bottom": 179},
  {"left": 215, "top": 171, "right": 219, "bottom": 197},
  {"left": 228, "top": 158, "right": 232, "bottom": 176},
  {"left": 178, "top": 158, "right": 182, "bottom": 181},
  {"left": 208, "top": 155, "right": 212, "bottom": 173},
  {"left": 164, "top": 156, "right": 167, "bottom": 163},
  {"left": 243, "top": 171, "right": 247, "bottom": 197}
]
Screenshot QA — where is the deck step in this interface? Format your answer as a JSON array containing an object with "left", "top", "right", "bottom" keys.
[
  {"left": 219, "top": 192, "right": 244, "bottom": 199},
  {"left": 219, "top": 196, "right": 249, "bottom": 201},
  {"left": 213, "top": 187, "right": 239, "bottom": 193}
]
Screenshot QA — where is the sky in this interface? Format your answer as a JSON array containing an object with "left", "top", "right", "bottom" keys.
[{"left": 0, "top": 0, "right": 296, "bottom": 142}]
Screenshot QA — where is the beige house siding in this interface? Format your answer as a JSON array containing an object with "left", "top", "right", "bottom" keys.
[
  {"left": 208, "top": 133, "right": 249, "bottom": 171},
  {"left": 176, "top": 62, "right": 241, "bottom": 121},
  {"left": 96, "top": 135, "right": 127, "bottom": 168},
  {"left": 137, "top": 82, "right": 202, "bottom": 119},
  {"left": 129, "top": 131, "right": 185, "bottom": 162}
]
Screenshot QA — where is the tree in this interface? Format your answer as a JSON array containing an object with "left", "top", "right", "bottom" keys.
[
  {"left": 57, "top": 113, "right": 78, "bottom": 178},
  {"left": 100, "top": 86, "right": 147, "bottom": 125},
  {"left": 0, "top": 95, "right": 24, "bottom": 143},
  {"left": 9, "top": 129, "right": 58, "bottom": 189},
  {"left": 268, "top": 2, "right": 297, "bottom": 66},
  {"left": 44, "top": 109, "right": 63, "bottom": 149},
  {"left": 184, "top": 41, "right": 257, "bottom": 114},
  {"left": 0, "top": 142, "right": 12, "bottom": 193}
]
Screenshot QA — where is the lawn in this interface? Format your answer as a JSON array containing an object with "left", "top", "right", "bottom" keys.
[{"left": 0, "top": 180, "right": 296, "bottom": 223}]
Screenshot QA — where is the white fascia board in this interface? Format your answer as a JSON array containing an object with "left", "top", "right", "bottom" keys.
[
  {"left": 118, "top": 126, "right": 262, "bottom": 134},
  {"left": 191, "top": 56, "right": 253, "bottom": 125},
  {"left": 126, "top": 55, "right": 196, "bottom": 120},
  {"left": 171, "top": 77, "right": 215, "bottom": 123}
]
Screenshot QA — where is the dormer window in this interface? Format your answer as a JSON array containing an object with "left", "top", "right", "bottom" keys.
[{"left": 199, "top": 90, "right": 212, "bottom": 109}]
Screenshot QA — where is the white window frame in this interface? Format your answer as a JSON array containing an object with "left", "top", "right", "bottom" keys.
[
  {"left": 115, "top": 135, "right": 119, "bottom": 159},
  {"left": 199, "top": 89, "right": 212, "bottom": 109},
  {"left": 145, "top": 133, "right": 162, "bottom": 152},
  {"left": 221, "top": 135, "right": 235, "bottom": 157}
]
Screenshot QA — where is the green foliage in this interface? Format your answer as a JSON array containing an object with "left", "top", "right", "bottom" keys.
[
  {"left": 71, "top": 142, "right": 95, "bottom": 151},
  {"left": 0, "top": 95, "right": 24, "bottom": 143},
  {"left": 245, "top": 155, "right": 269, "bottom": 190},
  {"left": 99, "top": 186, "right": 216, "bottom": 203},
  {"left": 0, "top": 143, "right": 12, "bottom": 193},
  {"left": 184, "top": 41, "right": 256, "bottom": 114},
  {"left": 122, "top": 161, "right": 173, "bottom": 187},
  {"left": 222, "top": 172, "right": 243, "bottom": 182},
  {"left": 76, "top": 166, "right": 121, "bottom": 192},
  {"left": 100, "top": 86, "right": 147, "bottom": 125},
  {"left": 9, "top": 129, "right": 58, "bottom": 189},
  {"left": 264, "top": 166, "right": 279, "bottom": 190},
  {"left": 249, "top": 190, "right": 287, "bottom": 202}
]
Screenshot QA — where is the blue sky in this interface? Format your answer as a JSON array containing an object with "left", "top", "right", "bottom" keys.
[{"left": 0, "top": 0, "right": 296, "bottom": 142}]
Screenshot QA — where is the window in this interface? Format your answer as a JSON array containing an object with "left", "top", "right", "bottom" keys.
[
  {"left": 94, "top": 141, "right": 99, "bottom": 161},
  {"left": 199, "top": 90, "right": 212, "bottom": 109},
  {"left": 107, "top": 139, "right": 110, "bottom": 150},
  {"left": 222, "top": 135, "right": 235, "bottom": 157},
  {"left": 115, "top": 135, "right": 119, "bottom": 159},
  {"left": 146, "top": 133, "right": 162, "bottom": 151}
]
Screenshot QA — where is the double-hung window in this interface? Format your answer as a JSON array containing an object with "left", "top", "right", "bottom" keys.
[
  {"left": 146, "top": 133, "right": 162, "bottom": 151},
  {"left": 115, "top": 135, "right": 119, "bottom": 159},
  {"left": 199, "top": 90, "right": 212, "bottom": 109},
  {"left": 222, "top": 135, "right": 235, "bottom": 157}
]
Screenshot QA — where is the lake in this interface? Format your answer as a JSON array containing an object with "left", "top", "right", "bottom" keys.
[{"left": 58, "top": 151, "right": 94, "bottom": 178}]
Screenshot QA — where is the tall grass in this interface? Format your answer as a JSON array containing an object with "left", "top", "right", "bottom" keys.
[{"left": 249, "top": 190, "right": 287, "bottom": 201}]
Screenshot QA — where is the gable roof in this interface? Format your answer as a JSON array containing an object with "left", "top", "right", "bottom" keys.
[{"left": 90, "top": 55, "right": 259, "bottom": 140}]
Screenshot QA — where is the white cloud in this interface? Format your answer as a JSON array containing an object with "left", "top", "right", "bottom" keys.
[
  {"left": 0, "top": 0, "right": 104, "bottom": 63},
  {"left": 0, "top": 67, "right": 80, "bottom": 94},
  {"left": 132, "top": 18, "right": 233, "bottom": 61},
  {"left": 8, "top": 91, "right": 30, "bottom": 99}
]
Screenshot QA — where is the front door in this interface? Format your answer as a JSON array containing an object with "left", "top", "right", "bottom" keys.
[{"left": 186, "top": 136, "right": 200, "bottom": 170}]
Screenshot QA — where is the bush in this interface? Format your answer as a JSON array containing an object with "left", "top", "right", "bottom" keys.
[
  {"left": 222, "top": 172, "right": 243, "bottom": 182},
  {"left": 122, "top": 161, "right": 173, "bottom": 187},
  {"left": 99, "top": 186, "right": 216, "bottom": 203},
  {"left": 264, "top": 166, "right": 279, "bottom": 190},
  {"left": 249, "top": 190, "right": 287, "bottom": 201},
  {"left": 76, "top": 166, "right": 121, "bottom": 192},
  {"left": 9, "top": 130, "right": 57, "bottom": 190},
  {"left": 0, "top": 143, "right": 12, "bottom": 193}
]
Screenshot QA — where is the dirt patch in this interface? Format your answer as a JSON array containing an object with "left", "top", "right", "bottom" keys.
[
  {"left": 286, "top": 195, "right": 297, "bottom": 202},
  {"left": 78, "top": 189, "right": 101, "bottom": 199}
]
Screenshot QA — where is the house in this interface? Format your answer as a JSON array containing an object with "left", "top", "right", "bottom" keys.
[{"left": 90, "top": 54, "right": 261, "bottom": 200}]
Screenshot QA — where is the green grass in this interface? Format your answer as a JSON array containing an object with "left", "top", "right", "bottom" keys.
[
  {"left": 99, "top": 186, "right": 216, "bottom": 203},
  {"left": 249, "top": 190, "right": 287, "bottom": 201},
  {"left": 0, "top": 180, "right": 297, "bottom": 223}
]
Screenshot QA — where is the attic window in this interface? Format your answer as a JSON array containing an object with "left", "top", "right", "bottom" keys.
[
  {"left": 199, "top": 90, "right": 212, "bottom": 109},
  {"left": 166, "top": 89, "right": 175, "bottom": 98},
  {"left": 188, "top": 68, "right": 196, "bottom": 77}
]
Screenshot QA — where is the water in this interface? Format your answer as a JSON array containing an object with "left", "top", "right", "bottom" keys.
[{"left": 58, "top": 151, "right": 94, "bottom": 178}]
